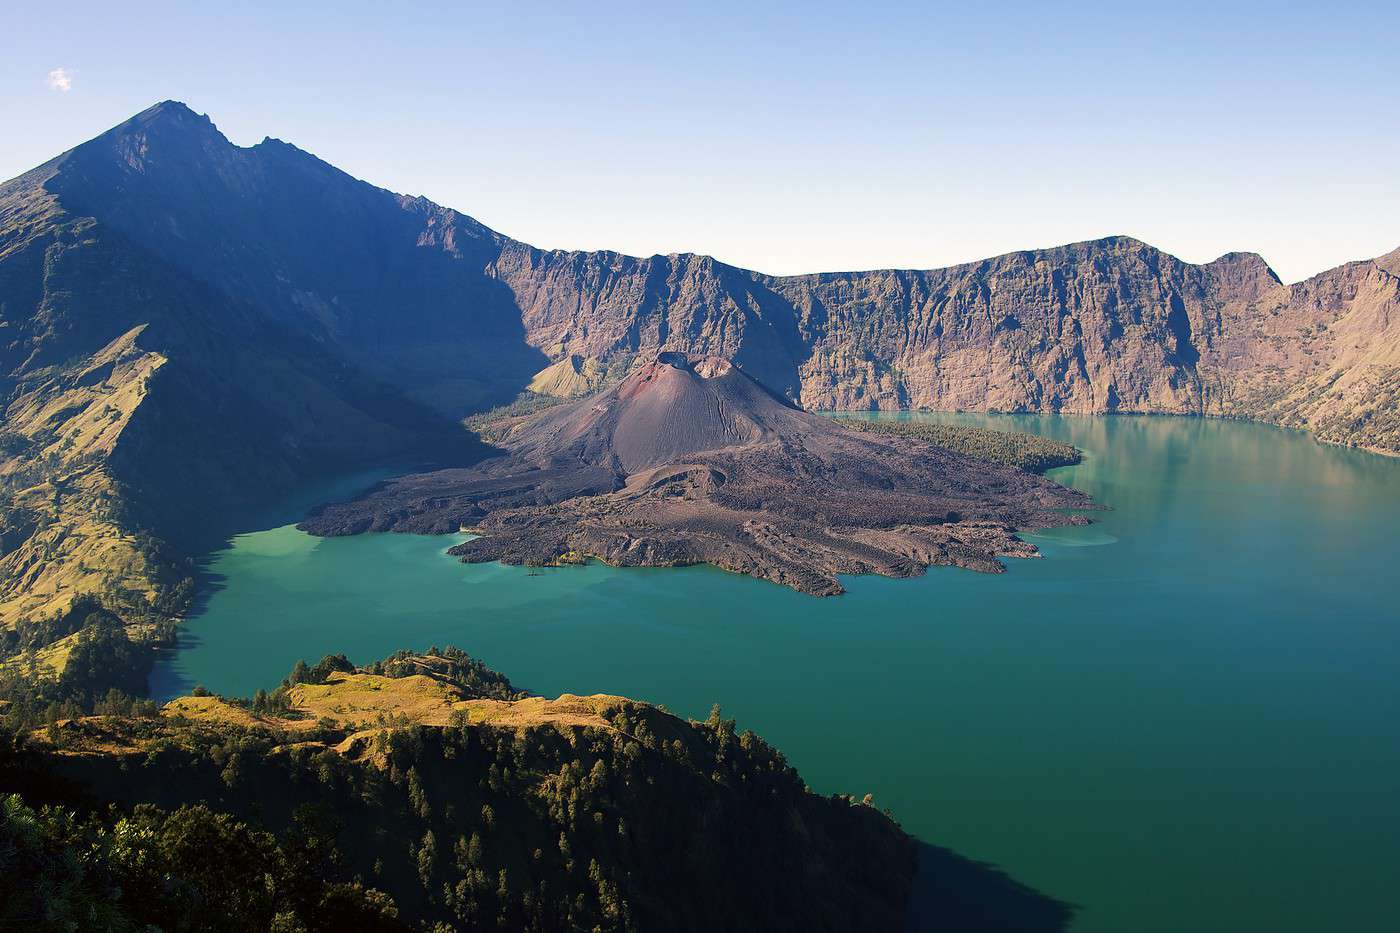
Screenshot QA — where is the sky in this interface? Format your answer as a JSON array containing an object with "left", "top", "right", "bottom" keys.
[{"left": 2, "top": 1, "right": 1397, "bottom": 284}]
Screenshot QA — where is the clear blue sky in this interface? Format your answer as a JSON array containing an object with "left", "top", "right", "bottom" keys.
[{"left": 3, "top": 0, "right": 1396, "bottom": 283}]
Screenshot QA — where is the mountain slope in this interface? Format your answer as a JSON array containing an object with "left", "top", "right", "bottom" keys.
[{"left": 29, "top": 102, "right": 548, "bottom": 416}]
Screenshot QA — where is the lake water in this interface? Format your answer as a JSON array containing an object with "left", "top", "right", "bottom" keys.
[{"left": 151, "top": 414, "right": 1400, "bottom": 933}]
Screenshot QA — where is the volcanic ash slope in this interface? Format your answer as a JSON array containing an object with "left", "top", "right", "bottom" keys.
[{"left": 301, "top": 353, "right": 1094, "bottom": 595}]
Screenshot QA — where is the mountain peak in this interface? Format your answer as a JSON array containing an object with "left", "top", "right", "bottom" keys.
[
  {"left": 1098, "top": 234, "right": 1151, "bottom": 249},
  {"left": 1373, "top": 245, "right": 1400, "bottom": 278},
  {"left": 128, "top": 100, "right": 216, "bottom": 133},
  {"left": 43, "top": 100, "right": 233, "bottom": 208},
  {"left": 1205, "top": 250, "right": 1282, "bottom": 299},
  {"left": 143, "top": 99, "right": 196, "bottom": 116},
  {"left": 1208, "top": 250, "right": 1275, "bottom": 273},
  {"left": 57, "top": 100, "right": 230, "bottom": 173}
]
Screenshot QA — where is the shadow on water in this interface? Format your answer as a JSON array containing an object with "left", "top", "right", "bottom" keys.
[
  {"left": 906, "top": 842, "right": 1075, "bottom": 933},
  {"left": 146, "top": 637, "right": 200, "bottom": 699},
  {"left": 147, "top": 566, "right": 224, "bottom": 699}
]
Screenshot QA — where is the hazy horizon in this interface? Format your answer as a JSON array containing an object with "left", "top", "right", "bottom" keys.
[{"left": 4, "top": 1, "right": 1397, "bottom": 284}]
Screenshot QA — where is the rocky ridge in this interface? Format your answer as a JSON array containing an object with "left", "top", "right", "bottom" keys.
[{"left": 502, "top": 239, "right": 1399, "bottom": 455}]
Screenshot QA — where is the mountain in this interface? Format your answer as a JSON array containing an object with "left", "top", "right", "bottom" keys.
[
  {"left": 300, "top": 352, "right": 1091, "bottom": 595},
  {"left": 0, "top": 99, "right": 1395, "bottom": 635},
  {"left": 0, "top": 102, "right": 534, "bottom": 626},
  {"left": 504, "top": 351, "right": 821, "bottom": 472}
]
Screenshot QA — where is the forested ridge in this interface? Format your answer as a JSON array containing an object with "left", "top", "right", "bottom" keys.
[{"left": 1, "top": 648, "right": 915, "bottom": 932}]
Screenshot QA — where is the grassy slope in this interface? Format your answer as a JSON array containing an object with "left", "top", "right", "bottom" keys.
[{"left": 22, "top": 649, "right": 916, "bottom": 932}]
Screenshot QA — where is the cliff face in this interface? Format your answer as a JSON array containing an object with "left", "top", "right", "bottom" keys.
[
  {"left": 1200, "top": 252, "right": 1400, "bottom": 452},
  {"left": 497, "top": 239, "right": 1398, "bottom": 452}
]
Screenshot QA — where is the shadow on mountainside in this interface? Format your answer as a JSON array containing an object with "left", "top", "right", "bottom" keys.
[{"left": 906, "top": 842, "right": 1076, "bottom": 933}]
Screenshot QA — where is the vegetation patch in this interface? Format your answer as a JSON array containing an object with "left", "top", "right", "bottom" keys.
[
  {"left": 463, "top": 392, "right": 570, "bottom": 444},
  {"left": 833, "top": 418, "right": 1082, "bottom": 473}
]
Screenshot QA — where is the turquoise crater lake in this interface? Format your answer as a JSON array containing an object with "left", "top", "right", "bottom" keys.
[{"left": 152, "top": 414, "right": 1400, "bottom": 933}]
